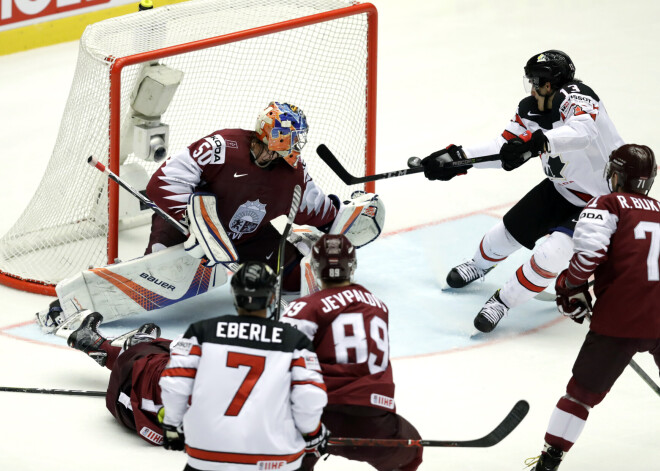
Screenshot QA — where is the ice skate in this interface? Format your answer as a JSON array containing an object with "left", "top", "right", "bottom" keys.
[
  {"left": 526, "top": 444, "right": 564, "bottom": 470},
  {"left": 123, "top": 322, "right": 162, "bottom": 350},
  {"left": 446, "top": 260, "right": 494, "bottom": 288},
  {"left": 67, "top": 312, "right": 108, "bottom": 367},
  {"left": 473, "top": 290, "right": 509, "bottom": 333}
]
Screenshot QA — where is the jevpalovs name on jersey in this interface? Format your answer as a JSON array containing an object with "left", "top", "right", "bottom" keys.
[{"left": 282, "top": 283, "right": 397, "bottom": 412}]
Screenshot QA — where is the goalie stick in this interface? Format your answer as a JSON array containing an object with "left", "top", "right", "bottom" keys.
[
  {"left": 316, "top": 144, "right": 500, "bottom": 185},
  {"left": 0, "top": 386, "right": 105, "bottom": 397},
  {"left": 273, "top": 184, "right": 303, "bottom": 321},
  {"left": 328, "top": 399, "right": 529, "bottom": 448},
  {"left": 87, "top": 156, "right": 239, "bottom": 272}
]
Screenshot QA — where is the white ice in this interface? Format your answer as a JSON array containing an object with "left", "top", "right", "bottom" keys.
[{"left": 1, "top": 1, "right": 659, "bottom": 470}]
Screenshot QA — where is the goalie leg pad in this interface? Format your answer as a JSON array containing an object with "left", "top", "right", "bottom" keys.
[
  {"left": 185, "top": 193, "right": 239, "bottom": 266},
  {"left": 329, "top": 191, "right": 385, "bottom": 248},
  {"left": 52, "top": 244, "right": 228, "bottom": 327}
]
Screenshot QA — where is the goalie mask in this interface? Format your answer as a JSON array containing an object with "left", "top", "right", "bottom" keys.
[
  {"left": 231, "top": 262, "right": 278, "bottom": 312},
  {"left": 255, "top": 102, "right": 308, "bottom": 168},
  {"left": 524, "top": 50, "right": 575, "bottom": 93},
  {"left": 311, "top": 234, "right": 356, "bottom": 282},
  {"left": 606, "top": 144, "right": 657, "bottom": 195}
]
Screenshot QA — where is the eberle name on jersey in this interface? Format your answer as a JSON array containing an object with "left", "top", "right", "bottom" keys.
[{"left": 216, "top": 321, "right": 283, "bottom": 343}]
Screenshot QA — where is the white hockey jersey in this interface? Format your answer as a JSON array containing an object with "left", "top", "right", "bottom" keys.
[
  {"left": 465, "top": 81, "right": 625, "bottom": 207},
  {"left": 159, "top": 314, "right": 327, "bottom": 471}
]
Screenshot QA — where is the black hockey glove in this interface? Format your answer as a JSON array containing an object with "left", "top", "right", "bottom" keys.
[
  {"left": 304, "top": 423, "right": 330, "bottom": 458},
  {"left": 420, "top": 145, "right": 472, "bottom": 181},
  {"left": 555, "top": 270, "right": 592, "bottom": 324},
  {"left": 499, "top": 129, "right": 548, "bottom": 171},
  {"left": 161, "top": 423, "right": 185, "bottom": 451}
]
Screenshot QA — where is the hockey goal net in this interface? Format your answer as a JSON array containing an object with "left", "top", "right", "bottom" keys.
[{"left": 0, "top": 0, "right": 377, "bottom": 295}]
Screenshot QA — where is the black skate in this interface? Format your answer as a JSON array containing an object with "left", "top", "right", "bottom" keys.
[
  {"left": 473, "top": 290, "right": 509, "bottom": 333},
  {"left": 446, "top": 260, "right": 494, "bottom": 288},
  {"left": 123, "top": 322, "right": 162, "bottom": 350},
  {"left": 67, "top": 312, "right": 108, "bottom": 367},
  {"left": 527, "top": 444, "right": 564, "bottom": 470}
]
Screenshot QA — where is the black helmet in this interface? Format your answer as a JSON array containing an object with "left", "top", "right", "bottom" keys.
[
  {"left": 606, "top": 144, "right": 657, "bottom": 195},
  {"left": 230, "top": 262, "right": 277, "bottom": 312},
  {"left": 311, "top": 234, "right": 357, "bottom": 282},
  {"left": 524, "top": 50, "right": 575, "bottom": 89}
]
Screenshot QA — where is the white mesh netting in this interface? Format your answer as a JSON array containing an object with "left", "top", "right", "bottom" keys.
[{"left": 0, "top": 0, "right": 375, "bottom": 288}]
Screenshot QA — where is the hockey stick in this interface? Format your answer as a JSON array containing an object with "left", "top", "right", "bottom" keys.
[
  {"left": 88, "top": 156, "right": 188, "bottom": 235},
  {"left": 328, "top": 399, "right": 529, "bottom": 448},
  {"left": 273, "top": 184, "right": 303, "bottom": 321},
  {"left": 87, "top": 156, "right": 239, "bottom": 271},
  {"left": 534, "top": 280, "right": 595, "bottom": 302},
  {"left": 628, "top": 359, "right": 660, "bottom": 397},
  {"left": 316, "top": 144, "right": 500, "bottom": 185},
  {"left": 0, "top": 386, "right": 105, "bottom": 397}
]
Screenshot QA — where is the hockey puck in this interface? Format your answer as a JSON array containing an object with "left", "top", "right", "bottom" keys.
[{"left": 407, "top": 157, "right": 422, "bottom": 168}]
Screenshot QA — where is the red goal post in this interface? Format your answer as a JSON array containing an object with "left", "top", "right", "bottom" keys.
[{"left": 0, "top": 0, "right": 378, "bottom": 295}]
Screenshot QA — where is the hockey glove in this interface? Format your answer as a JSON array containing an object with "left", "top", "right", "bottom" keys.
[
  {"left": 555, "top": 270, "right": 592, "bottom": 323},
  {"left": 420, "top": 145, "right": 472, "bottom": 181},
  {"left": 499, "top": 129, "right": 547, "bottom": 171},
  {"left": 304, "top": 423, "right": 330, "bottom": 458},
  {"left": 161, "top": 423, "right": 185, "bottom": 451}
]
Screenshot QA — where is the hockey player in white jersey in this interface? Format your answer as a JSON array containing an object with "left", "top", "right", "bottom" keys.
[
  {"left": 420, "top": 49, "right": 624, "bottom": 332},
  {"left": 159, "top": 261, "right": 329, "bottom": 471}
]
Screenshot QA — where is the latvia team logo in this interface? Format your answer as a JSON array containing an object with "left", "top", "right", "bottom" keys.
[{"left": 229, "top": 200, "right": 267, "bottom": 236}]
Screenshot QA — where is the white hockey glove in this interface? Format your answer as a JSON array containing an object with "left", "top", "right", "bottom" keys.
[
  {"left": 288, "top": 225, "right": 323, "bottom": 257},
  {"left": 329, "top": 191, "right": 385, "bottom": 248},
  {"left": 184, "top": 193, "right": 239, "bottom": 267}
]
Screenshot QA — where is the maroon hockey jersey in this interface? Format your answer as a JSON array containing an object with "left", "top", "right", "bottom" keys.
[
  {"left": 566, "top": 192, "right": 660, "bottom": 338},
  {"left": 281, "top": 283, "right": 396, "bottom": 412},
  {"left": 146, "top": 129, "right": 337, "bottom": 247},
  {"left": 106, "top": 340, "right": 171, "bottom": 445}
]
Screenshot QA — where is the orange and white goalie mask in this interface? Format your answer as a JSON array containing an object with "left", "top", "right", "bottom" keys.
[{"left": 255, "top": 101, "right": 308, "bottom": 168}]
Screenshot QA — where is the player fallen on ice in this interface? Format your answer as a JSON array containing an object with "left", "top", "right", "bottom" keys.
[
  {"left": 526, "top": 144, "right": 660, "bottom": 470},
  {"left": 419, "top": 50, "right": 624, "bottom": 333},
  {"left": 67, "top": 261, "right": 330, "bottom": 463},
  {"left": 281, "top": 234, "right": 423, "bottom": 471},
  {"left": 38, "top": 102, "right": 384, "bottom": 333}
]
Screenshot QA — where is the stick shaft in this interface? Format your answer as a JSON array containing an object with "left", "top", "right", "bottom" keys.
[
  {"left": 274, "top": 185, "right": 303, "bottom": 320},
  {"left": 87, "top": 156, "right": 188, "bottom": 236},
  {"left": 316, "top": 144, "right": 499, "bottom": 185},
  {"left": 0, "top": 386, "right": 105, "bottom": 397},
  {"left": 628, "top": 358, "right": 660, "bottom": 397},
  {"left": 329, "top": 400, "right": 529, "bottom": 448}
]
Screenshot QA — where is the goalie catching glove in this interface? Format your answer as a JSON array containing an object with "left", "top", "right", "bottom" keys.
[
  {"left": 184, "top": 193, "right": 239, "bottom": 267},
  {"left": 555, "top": 270, "right": 592, "bottom": 323},
  {"left": 329, "top": 191, "right": 385, "bottom": 248}
]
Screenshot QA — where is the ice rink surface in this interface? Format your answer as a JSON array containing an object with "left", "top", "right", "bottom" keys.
[{"left": 1, "top": 1, "right": 659, "bottom": 470}]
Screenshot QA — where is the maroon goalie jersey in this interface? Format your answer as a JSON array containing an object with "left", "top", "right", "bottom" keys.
[
  {"left": 281, "top": 283, "right": 396, "bottom": 412},
  {"left": 146, "top": 129, "right": 337, "bottom": 246},
  {"left": 565, "top": 192, "right": 660, "bottom": 338}
]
